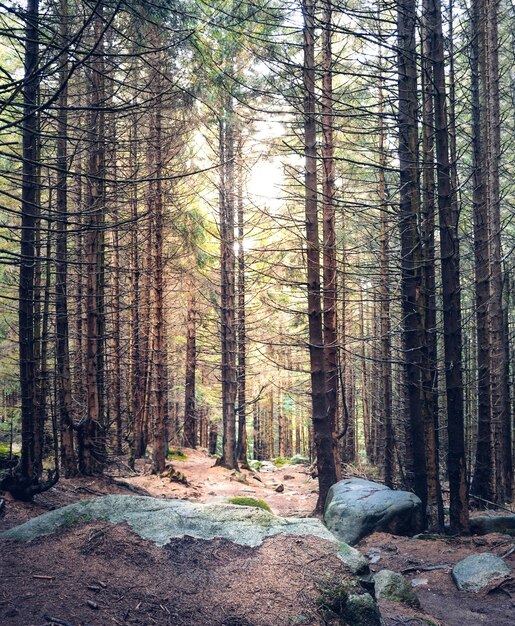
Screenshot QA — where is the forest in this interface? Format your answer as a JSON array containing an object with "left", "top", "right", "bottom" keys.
[{"left": 0, "top": 0, "right": 514, "bottom": 625}]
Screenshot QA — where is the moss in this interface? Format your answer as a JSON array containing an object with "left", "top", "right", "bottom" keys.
[
  {"left": 317, "top": 579, "right": 382, "bottom": 626},
  {"left": 0, "top": 442, "right": 12, "bottom": 456},
  {"left": 227, "top": 497, "right": 272, "bottom": 513},
  {"left": 273, "top": 457, "right": 290, "bottom": 468},
  {"left": 167, "top": 449, "right": 188, "bottom": 461},
  {"left": 249, "top": 460, "right": 263, "bottom": 471},
  {"left": 317, "top": 583, "right": 349, "bottom": 616},
  {"left": 60, "top": 511, "right": 95, "bottom": 529},
  {"left": 374, "top": 570, "right": 420, "bottom": 608}
]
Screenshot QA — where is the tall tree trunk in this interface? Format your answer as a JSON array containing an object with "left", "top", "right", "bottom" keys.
[
  {"left": 56, "top": 0, "right": 76, "bottom": 477},
  {"left": 218, "top": 102, "right": 238, "bottom": 469},
  {"left": 128, "top": 110, "right": 141, "bottom": 468},
  {"left": 151, "top": 58, "right": 167, "bottom": 474},
  {"left": 397, "top": 0, "right": 428, "bottom": 512},
  {"left": 183, "top": 278, "right": 197, "bottom": 449},
  {"left": 236, "top": 141, "right": 248, "bottom": 464},
  {"left": 321, "top": 0, "right": 341, "bottom": 480},
  {"left": 79, "top": 10, "right": 106, "bottom": 475},
  {"left": 14, "top": 0, "right": 42, "bottom": 497},
  {"left": 359, "top": 288, "right": 372, "bottom": 461},
  {"left": 481, "top": 0, "right": 512, "bottom": 503},
  {"left": 470, "top": 0, "right": 493, "bottom": 503},
  {"left": 421, "top": 0, "right": 444, "bottom": 531},
  {"left": 340, "top": 246, "right": 354, "bottom": 463},
  {"left": 429, "top": 0, "right": 469, "bottom": 532},
  {"left": 303, "top": 0, "right": 338, "bottom": 511},
  {"left": 377, "top": 30, "right": 393, "bottom": 486}
]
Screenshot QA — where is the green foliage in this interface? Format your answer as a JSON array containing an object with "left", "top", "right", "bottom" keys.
[
  {"left": 273, "top": 457, "right": 289, "bottom": 467},
  {"left": 249, "top": 460, "right": 263, "bottom": 471},
  {"left": 167, "top": 449, "right": 188, "bottom": 461},
  {"left": 290, "top": 455, "right": 309, "bottom": 465},
  {"left": 316, "top": 578, "right": 355, "bottom": 616},
  {"left": 227, "top": 496, "right": 272, "bottom": 512}
]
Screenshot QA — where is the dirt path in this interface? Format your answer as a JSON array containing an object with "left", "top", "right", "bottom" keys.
[{"left": 126, "top": 448, "right": 318, "bottom": 517}]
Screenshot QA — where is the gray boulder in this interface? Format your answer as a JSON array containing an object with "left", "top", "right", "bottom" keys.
[
  {"left": 452, "top": 553, "right": 511, "bottom": 592},
  {"left": 469, "top": 514, "right": 515, "bottom": 536},
  {"left": 373, "top": 569, "right": 420, "bottom": 608},
  {"left": 0, "top": 494, "right": 338, "bottom": 547},
  {"left": 324, "top": 478, "right": 424, "bottom": 545}
]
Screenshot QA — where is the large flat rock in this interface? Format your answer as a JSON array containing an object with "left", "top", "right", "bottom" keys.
[
  {"left": 1, "top": 494, "right": 338, "bottom": 547},
  {"left": 324, "top": 478, "right": 424, "bottom": 545}
]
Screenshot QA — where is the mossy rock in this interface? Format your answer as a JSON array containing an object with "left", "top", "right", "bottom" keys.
[
  {"left": 167, "top": 449, "right": 188, "bottom": 461},
  {"left": 344, "top": 593, "right": 382, "bottom": 626},
  {"left": 273, "top": 457, "right": 290, "bottom": 468},
  {"left": 317, "top": 579, "right": 381, "bottom": 626},
  {"left": 227, "top": 497, "right": 272, "bottom": 513},
  {"left": 374, "top": 569, "right": 420, "bottom": 608}
]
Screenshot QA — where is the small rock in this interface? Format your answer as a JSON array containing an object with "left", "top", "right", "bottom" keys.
[
  {"left": 452, "top": 553, "right": 511, "bottom": 593},
  {"left": 344, "top": 593, "right": 382, "bottom": 626},
  {"left": 230, "top": 472, "right": 248, "bottom": 485},
  {"left": 283, "top": 474, "right": 295, "bottom": 480},
  {"left": 367, "top": 548, "right": 381, "bottom": 564},
  {"left": 374, "top": 569, "right": 420, "bottom": 608},
  {"left": 275, "top": 484, "right": 284, "bottom": 493},
  {"left": 411, "top": 577, "right": 428, "bottom": 587}
]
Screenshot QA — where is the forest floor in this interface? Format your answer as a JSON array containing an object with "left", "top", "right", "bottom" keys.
[{"left": 1, "top": 448, "right": 514, "bottom": 626}]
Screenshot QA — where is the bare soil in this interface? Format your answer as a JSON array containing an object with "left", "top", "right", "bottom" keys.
[
  {"left": 1, "top": 449, "right": 514, "bottom": 625},
  {"left": 358, "top": 531, "right": 515, "bottom": 626}
]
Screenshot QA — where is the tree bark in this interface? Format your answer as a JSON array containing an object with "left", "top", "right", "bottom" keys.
[
  {"left": 397, "top": 0, "right": 428, "bottom": 511},
  {"left": 218, "top": 101, "right": 238, "bottom": 469},
  {"left": 429, "top": 0, "right": 469, "bottom": 532},
  {"left": 470, "top": 0, "right": 494, "bottom": 503},
  {"left": 321, "top": 0, "right": 341, "bottom": 480},
  {"left": 79, "top": 10, "right": 106, "bottom": 476},
  {"left": 183, "top": 278, "right": 197, "bottom": 449},
  {"left": 303, "top": 0, "right": 338, "bottom": 511}
]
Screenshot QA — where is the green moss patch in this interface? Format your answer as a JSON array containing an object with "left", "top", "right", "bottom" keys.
[
  {"left": 167, "top": 449, "right": 188, "bottom": 461},
  {"left": 227, "top": 497, "right": 272, "bottom": 513}
]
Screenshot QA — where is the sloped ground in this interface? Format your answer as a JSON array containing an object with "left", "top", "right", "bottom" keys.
[{"left": 1, "top": 520, "right": 354, "bottom": 626}]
